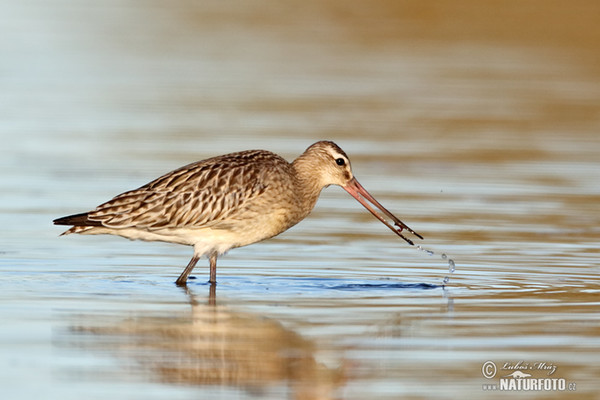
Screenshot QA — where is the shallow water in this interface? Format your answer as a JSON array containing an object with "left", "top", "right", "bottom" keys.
[{"left": 2, "top": 1, "right": 600, "bottom": 399}]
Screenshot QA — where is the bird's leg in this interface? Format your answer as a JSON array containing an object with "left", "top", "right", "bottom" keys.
[
  {"left": 209, "top": 253, "right": 217, "bottom": 284},
  {"left": 176, "top": 254, "right": 200, "bottom": 286}
]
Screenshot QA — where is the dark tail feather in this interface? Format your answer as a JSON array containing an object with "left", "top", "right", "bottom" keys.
[{"left": 53, "top": 212, "right": 102, "bottom": 227}]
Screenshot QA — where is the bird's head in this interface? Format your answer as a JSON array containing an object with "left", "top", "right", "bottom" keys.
[
  {"left": 294, "top": 140, "right": 423, "bottom": 245},
  {"left": 298, "top": 140, "right": 354, "bottom": 188}
]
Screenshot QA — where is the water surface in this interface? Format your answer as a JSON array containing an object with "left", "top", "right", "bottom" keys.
[{"left": 1, "top": 1, "right": 599, "bottom": 399}]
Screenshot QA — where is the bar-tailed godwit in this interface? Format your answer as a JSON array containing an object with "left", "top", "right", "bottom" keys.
[{"left": 54, "top": 141, "right": 422, "bottom": 285}]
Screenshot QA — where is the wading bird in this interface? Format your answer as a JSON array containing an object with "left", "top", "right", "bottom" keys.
[{"left": 54, "top": 141, "right": 422, "bottom": 286}]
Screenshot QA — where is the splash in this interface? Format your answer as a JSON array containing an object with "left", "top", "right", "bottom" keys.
[{"left": 416, "top": 245, "right": 456, "bottom": 286}]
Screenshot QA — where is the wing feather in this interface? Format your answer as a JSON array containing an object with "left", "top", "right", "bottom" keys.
[{"left": 86, "top": 150, "right": 283, "bottom": 230}]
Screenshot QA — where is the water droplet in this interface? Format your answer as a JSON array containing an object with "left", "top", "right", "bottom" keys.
[
  {"left": 412, "top": 244, "right": 456, "bottom": 285},
  {"left": 448, "top": 259, "right": 456, "bottom": 273}
]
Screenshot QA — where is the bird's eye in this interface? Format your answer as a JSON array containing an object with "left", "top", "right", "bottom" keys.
[{"left": 335, "top": 158, "right": 345, "bottom": 166}]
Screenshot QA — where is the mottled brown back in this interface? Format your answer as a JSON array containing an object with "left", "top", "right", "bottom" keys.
[{"left": 61, "top": 150, "right": 292, "bottom": 231}]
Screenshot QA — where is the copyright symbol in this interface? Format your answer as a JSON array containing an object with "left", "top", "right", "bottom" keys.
[{"left": 482, "top": 361, "right": 497, "bottom": 379}]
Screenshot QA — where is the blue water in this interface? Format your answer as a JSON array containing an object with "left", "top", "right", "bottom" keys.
[{"left": 2, "top": 1, "right": 600, "bottom": 399}]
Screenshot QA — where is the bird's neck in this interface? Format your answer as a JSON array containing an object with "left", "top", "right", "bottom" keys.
[{"left": 291, "top": 156, "right": 326, "bottom": 212}]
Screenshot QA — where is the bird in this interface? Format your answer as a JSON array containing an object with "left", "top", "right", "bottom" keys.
[{"left": 54, "top": 140, "right": 422, "bottom": 286}]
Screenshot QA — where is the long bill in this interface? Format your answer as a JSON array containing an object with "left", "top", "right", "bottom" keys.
[{"left": 342, "top": 177, "right": 423, "bottom": 246}]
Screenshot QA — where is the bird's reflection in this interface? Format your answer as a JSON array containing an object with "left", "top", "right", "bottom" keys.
[{"left": 72, "top": 283, "right": 343, "bottom": 400}]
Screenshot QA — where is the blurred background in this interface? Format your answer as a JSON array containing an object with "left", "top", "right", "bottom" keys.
[{"left": 1, "top": 1, "right": 599, "bottom": 399}]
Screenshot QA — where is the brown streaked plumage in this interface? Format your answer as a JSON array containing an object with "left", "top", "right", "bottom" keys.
[{"left": 54, "top": 141, "right": 422, "bottom": 285}]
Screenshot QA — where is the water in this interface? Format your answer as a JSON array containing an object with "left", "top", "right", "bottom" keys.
[
  {"left": 415, "top": 244, "right": 456, "bottom": 285},
  {"left": 2, "top": 1, "right": 600, "bottom": 399}
]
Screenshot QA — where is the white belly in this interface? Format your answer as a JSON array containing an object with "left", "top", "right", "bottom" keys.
[{"left": 78, "top": 211, "right": 293, "bottom": 258}]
